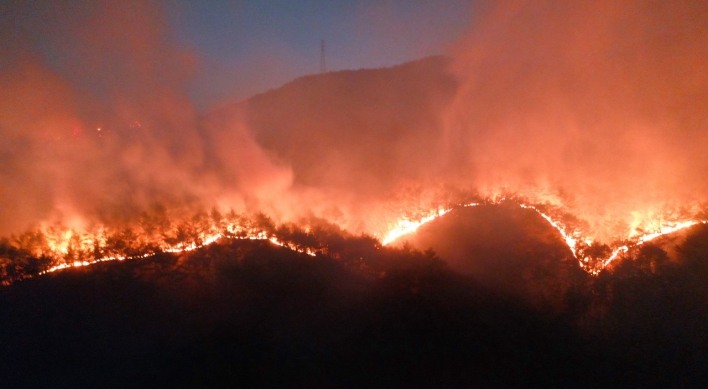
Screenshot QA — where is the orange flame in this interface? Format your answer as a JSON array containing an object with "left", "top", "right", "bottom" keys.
[
  {"left": 39, "top": 222, "right": 316, "bottom": 276},
  {"left": 22, "top": 196, "right": 708, "bottom": 280},
  {"left": 380, "top": 197, "right": 706, "bottom": 275}
]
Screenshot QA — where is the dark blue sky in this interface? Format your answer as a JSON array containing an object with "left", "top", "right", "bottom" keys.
[
  {"left": 0, "top": 0, "right": 473, "bottom": 112},
  {"left": 165, "top": 0, "right": 474, "bottom": 109}
]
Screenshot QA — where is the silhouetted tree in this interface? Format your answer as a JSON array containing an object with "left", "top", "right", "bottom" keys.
[
  {"left": 677, "top": 224, "right": 708, "bottom": 274},
  {"left": 141, "top": 204, "right": 172, "bottom": 244},
  {"left": 254, "top": 213, "right": 276, "bottom": 236},
  {"left": 634, "top": 243, "right": 669, "bottom": 274}
]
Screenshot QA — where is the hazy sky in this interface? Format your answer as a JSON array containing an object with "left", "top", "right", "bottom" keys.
[
  {"left": 1, "top": 0, "right": 473, "bottom": 111},
  {"left": 166, "top": 0, "right": 473, "bottom": 109}
]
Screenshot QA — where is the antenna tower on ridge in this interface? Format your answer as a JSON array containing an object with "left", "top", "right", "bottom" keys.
[{"left": 320, "top": 39, "right": 326, "bottom": 73}]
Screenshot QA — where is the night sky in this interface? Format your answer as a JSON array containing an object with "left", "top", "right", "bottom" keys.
[
  {"left": 1, "top": 0, "right": 473, "bottom": 111},
  {"left": 168, "top": 0, "right": 473, "bottom": 109}
]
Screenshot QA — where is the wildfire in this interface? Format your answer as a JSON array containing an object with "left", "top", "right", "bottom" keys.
[
  {"left": 6, "top": 194, "right": 706, "bottom": 283},
  {"left": 601, "top": 220, "right": 704, "bottom": 268},
  {"left": 39, "top": 222, "right": 316, "bottom": 276},
  {"left": 382, "top": 208, "right": 452, "bottom": 245},
  {"left": 518, "top": 204, "right": 586, "bottom": 257},
  {"left": 380, "top": 196, "right": 706, "bottom": 275}
]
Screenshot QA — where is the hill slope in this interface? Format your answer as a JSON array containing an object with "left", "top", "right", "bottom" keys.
[
  {"left": 395, "top": 203, "right": 588, "bottom": 309},
  {"left": 214, "top": 56, "right": 457, "bottom": 198}
]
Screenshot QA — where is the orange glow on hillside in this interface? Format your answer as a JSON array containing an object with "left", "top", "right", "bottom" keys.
[
  {"left": 39, "top": 222, "right": 316, "bottom": 277},
  {"left": 380, "top": 197, "right": 707, "bottom": 275},
  {"left": 382, "top": 208, "right": 453, "bottom": 245},
  {"left": 6, "top": 193, "right": 706, "bottom": 283}
]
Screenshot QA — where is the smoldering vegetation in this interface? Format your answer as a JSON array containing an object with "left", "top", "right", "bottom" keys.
[{"left": 2, "top": 208, "right": 708, "bottom": 387}]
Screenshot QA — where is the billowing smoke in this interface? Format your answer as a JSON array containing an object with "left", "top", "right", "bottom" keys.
[
  {"left": 234, "top": 0, "right": 708, "bottom": 242},
  {"left": 2, "top": 0, "right": 707, "bottom": 245},
  {"left": 442, "top": 0, "right": 708, "bottom": 240},
  {"left": 0, "top": 0, "right": 293, "bottom": 235}
]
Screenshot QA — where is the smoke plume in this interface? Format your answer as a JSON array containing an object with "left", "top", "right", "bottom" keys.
[
  {"left": 0, "top": 0, "right": 293, "bottom": 235},
  {"left": 1, "top": 0, "right": 707, "bottom": 244},
  {"left": 441, "top": 0, "right": 708, "bottom": 240}
]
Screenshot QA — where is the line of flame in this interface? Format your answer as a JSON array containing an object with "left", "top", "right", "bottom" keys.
[
  {"left": 40, "top": 227, "right": 316, "bottom": 276},
  {"left": 381, "top": 200, "right": 706, "bottom": 274},
  {"left": 381, "top": 208, "right": 453, "bottom": 245},
  {"left": 33, "top": 203, "right": 708, "bottom": 278},
  {"left": 601, "top": 220, "right": 705, "bottom": 268},
  {"left": 519, "top": 204, "right": 581, "bottom": 257}
]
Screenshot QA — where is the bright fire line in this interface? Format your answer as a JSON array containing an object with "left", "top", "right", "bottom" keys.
[
  {"left": 381, "top": 199, "right": 706, "bottom": 274},
  {"left": 30, "top": 201, "right": 708, "bottom": 279},
  {"left": 40, "top": 227, "right": 316, "bottom": 276}
]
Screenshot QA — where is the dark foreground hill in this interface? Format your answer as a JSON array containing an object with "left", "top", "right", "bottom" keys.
[
  {"left": 2, "top": 214, "right": 708, "bottom": 388},
  {"left": 397, "top": 203, "right": 589, "bottom": 310}
]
